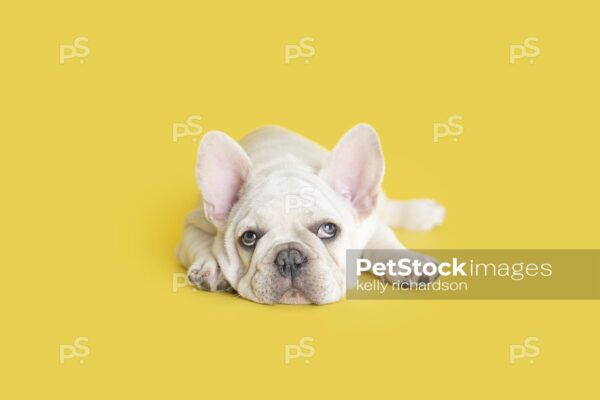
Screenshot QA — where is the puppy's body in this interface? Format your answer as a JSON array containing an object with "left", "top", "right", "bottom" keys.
[
  {"left": 241, "top": 126, "right": 330, "bottom": 176},
  {"left": 177, "top": 125, "right": 444, "bottom": 304}
]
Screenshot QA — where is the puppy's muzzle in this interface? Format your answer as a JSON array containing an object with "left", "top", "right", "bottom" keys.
[{"left": 274, "top": 248, "right": 307, "bottom": 278}]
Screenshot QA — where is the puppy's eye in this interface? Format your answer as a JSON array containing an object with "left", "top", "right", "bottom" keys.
[
  {"left": 240, "top": 231, "right": 258, "bottom": 247},
  {"left": 317, "top": 223, "right": 338, "bottom": 239}
]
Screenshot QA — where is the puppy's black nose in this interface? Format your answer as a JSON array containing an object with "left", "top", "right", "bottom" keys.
[{"left": 275, "top": 249, "right": 306, "bottom": 278}]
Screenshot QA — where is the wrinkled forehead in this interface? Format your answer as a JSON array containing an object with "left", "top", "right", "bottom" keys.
[{"left": 236, "top": 173, "right": 350, "bottom": 228}]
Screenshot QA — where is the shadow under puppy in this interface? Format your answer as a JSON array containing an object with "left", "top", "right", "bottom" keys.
[{"left": 176, "top": 124, "right": 444, "bottom": 304}]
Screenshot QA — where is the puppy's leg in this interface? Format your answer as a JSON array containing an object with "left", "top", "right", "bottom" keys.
[
  {"left": 176, "top": 209, "right": 232, "bottom": 292},
  {"left": 362, "top": 221, "right": 439, "bottom": 285},
  {"left": 378, "top": 197, "right": 445, "bottom": 231}
]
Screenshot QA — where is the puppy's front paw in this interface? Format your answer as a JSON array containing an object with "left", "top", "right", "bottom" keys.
[
  {"left": 187, "top": 260, "right": 232, "bottom": 292},
  {"left": 401, "top": 199, "right": 445, "bottom": 231},
  {"left": 382, "top": 251, "right": 440, "bottom": 287}
]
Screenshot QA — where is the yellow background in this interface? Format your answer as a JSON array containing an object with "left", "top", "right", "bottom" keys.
[{"left": 1, "top": 1, "right": 598, "bottom": 398}]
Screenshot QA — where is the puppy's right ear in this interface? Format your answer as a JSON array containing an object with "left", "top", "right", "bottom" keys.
[
  {"left": 322, "top": 124, "right": 384, "bottom": 218},
  {"left": 196, "top": 131, "right": 252, "bottom": 227}
]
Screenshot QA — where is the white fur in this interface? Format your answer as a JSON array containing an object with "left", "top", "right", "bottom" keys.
[{"left": 176, "top": 124, "right": 445, "bottom": 304}]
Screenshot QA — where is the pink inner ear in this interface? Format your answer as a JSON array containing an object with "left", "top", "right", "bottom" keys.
[
  {"left": 196, "top": 131, "right": 251, "bottom": 224},
  {"left": 325, "top": 124, "right": 384, "bottom": 216},
  {"left": 202, "top": 168, "right": 244, "bottom": 221},
  {"left": 338, "top": 189, "right": 353, "bottom": 201}
]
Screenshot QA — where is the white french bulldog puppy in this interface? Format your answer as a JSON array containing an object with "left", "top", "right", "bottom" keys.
[{"left": 176, "top": 124, "right": 444, "bottom": 304}]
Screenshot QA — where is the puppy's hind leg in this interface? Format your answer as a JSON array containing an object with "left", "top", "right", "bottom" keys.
[
  {"left": 378, "top": 196, "right": 445, "bottom": 231},
  {"left": 176, "top": 209, "right": 232, "bottom": 292},
  {"left": 362, "top": 221, "right": 439, "bottom": 286}
]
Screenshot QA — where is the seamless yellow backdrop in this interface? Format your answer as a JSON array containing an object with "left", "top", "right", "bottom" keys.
[{"left": 1, "top": 1, "right": 598, "bottom": 399}]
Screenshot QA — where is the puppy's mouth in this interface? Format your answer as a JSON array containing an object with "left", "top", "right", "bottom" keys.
[
  {"left": 264, "top": 274, "right": 334, "bottom": 305},
  {"left": 249, "top": 271, "right": 317, "bottom": 305},
  {"left": 249, "top": 244, "right": 338, "bottom": 304},
  {"left": 278, "top": 288, "right": 311, "bottom": 305},
  {"left": 263, "top": 277, "right": 315, "bottom": 304}
]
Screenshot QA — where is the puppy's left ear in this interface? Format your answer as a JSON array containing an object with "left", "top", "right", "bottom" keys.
[{"left": 322, "top": 124, "right": 384, "bottom": 217}]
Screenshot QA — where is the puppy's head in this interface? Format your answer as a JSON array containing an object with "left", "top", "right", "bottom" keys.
[{"left": 195, "top": 124, "right": 384, "bottom": 304}]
